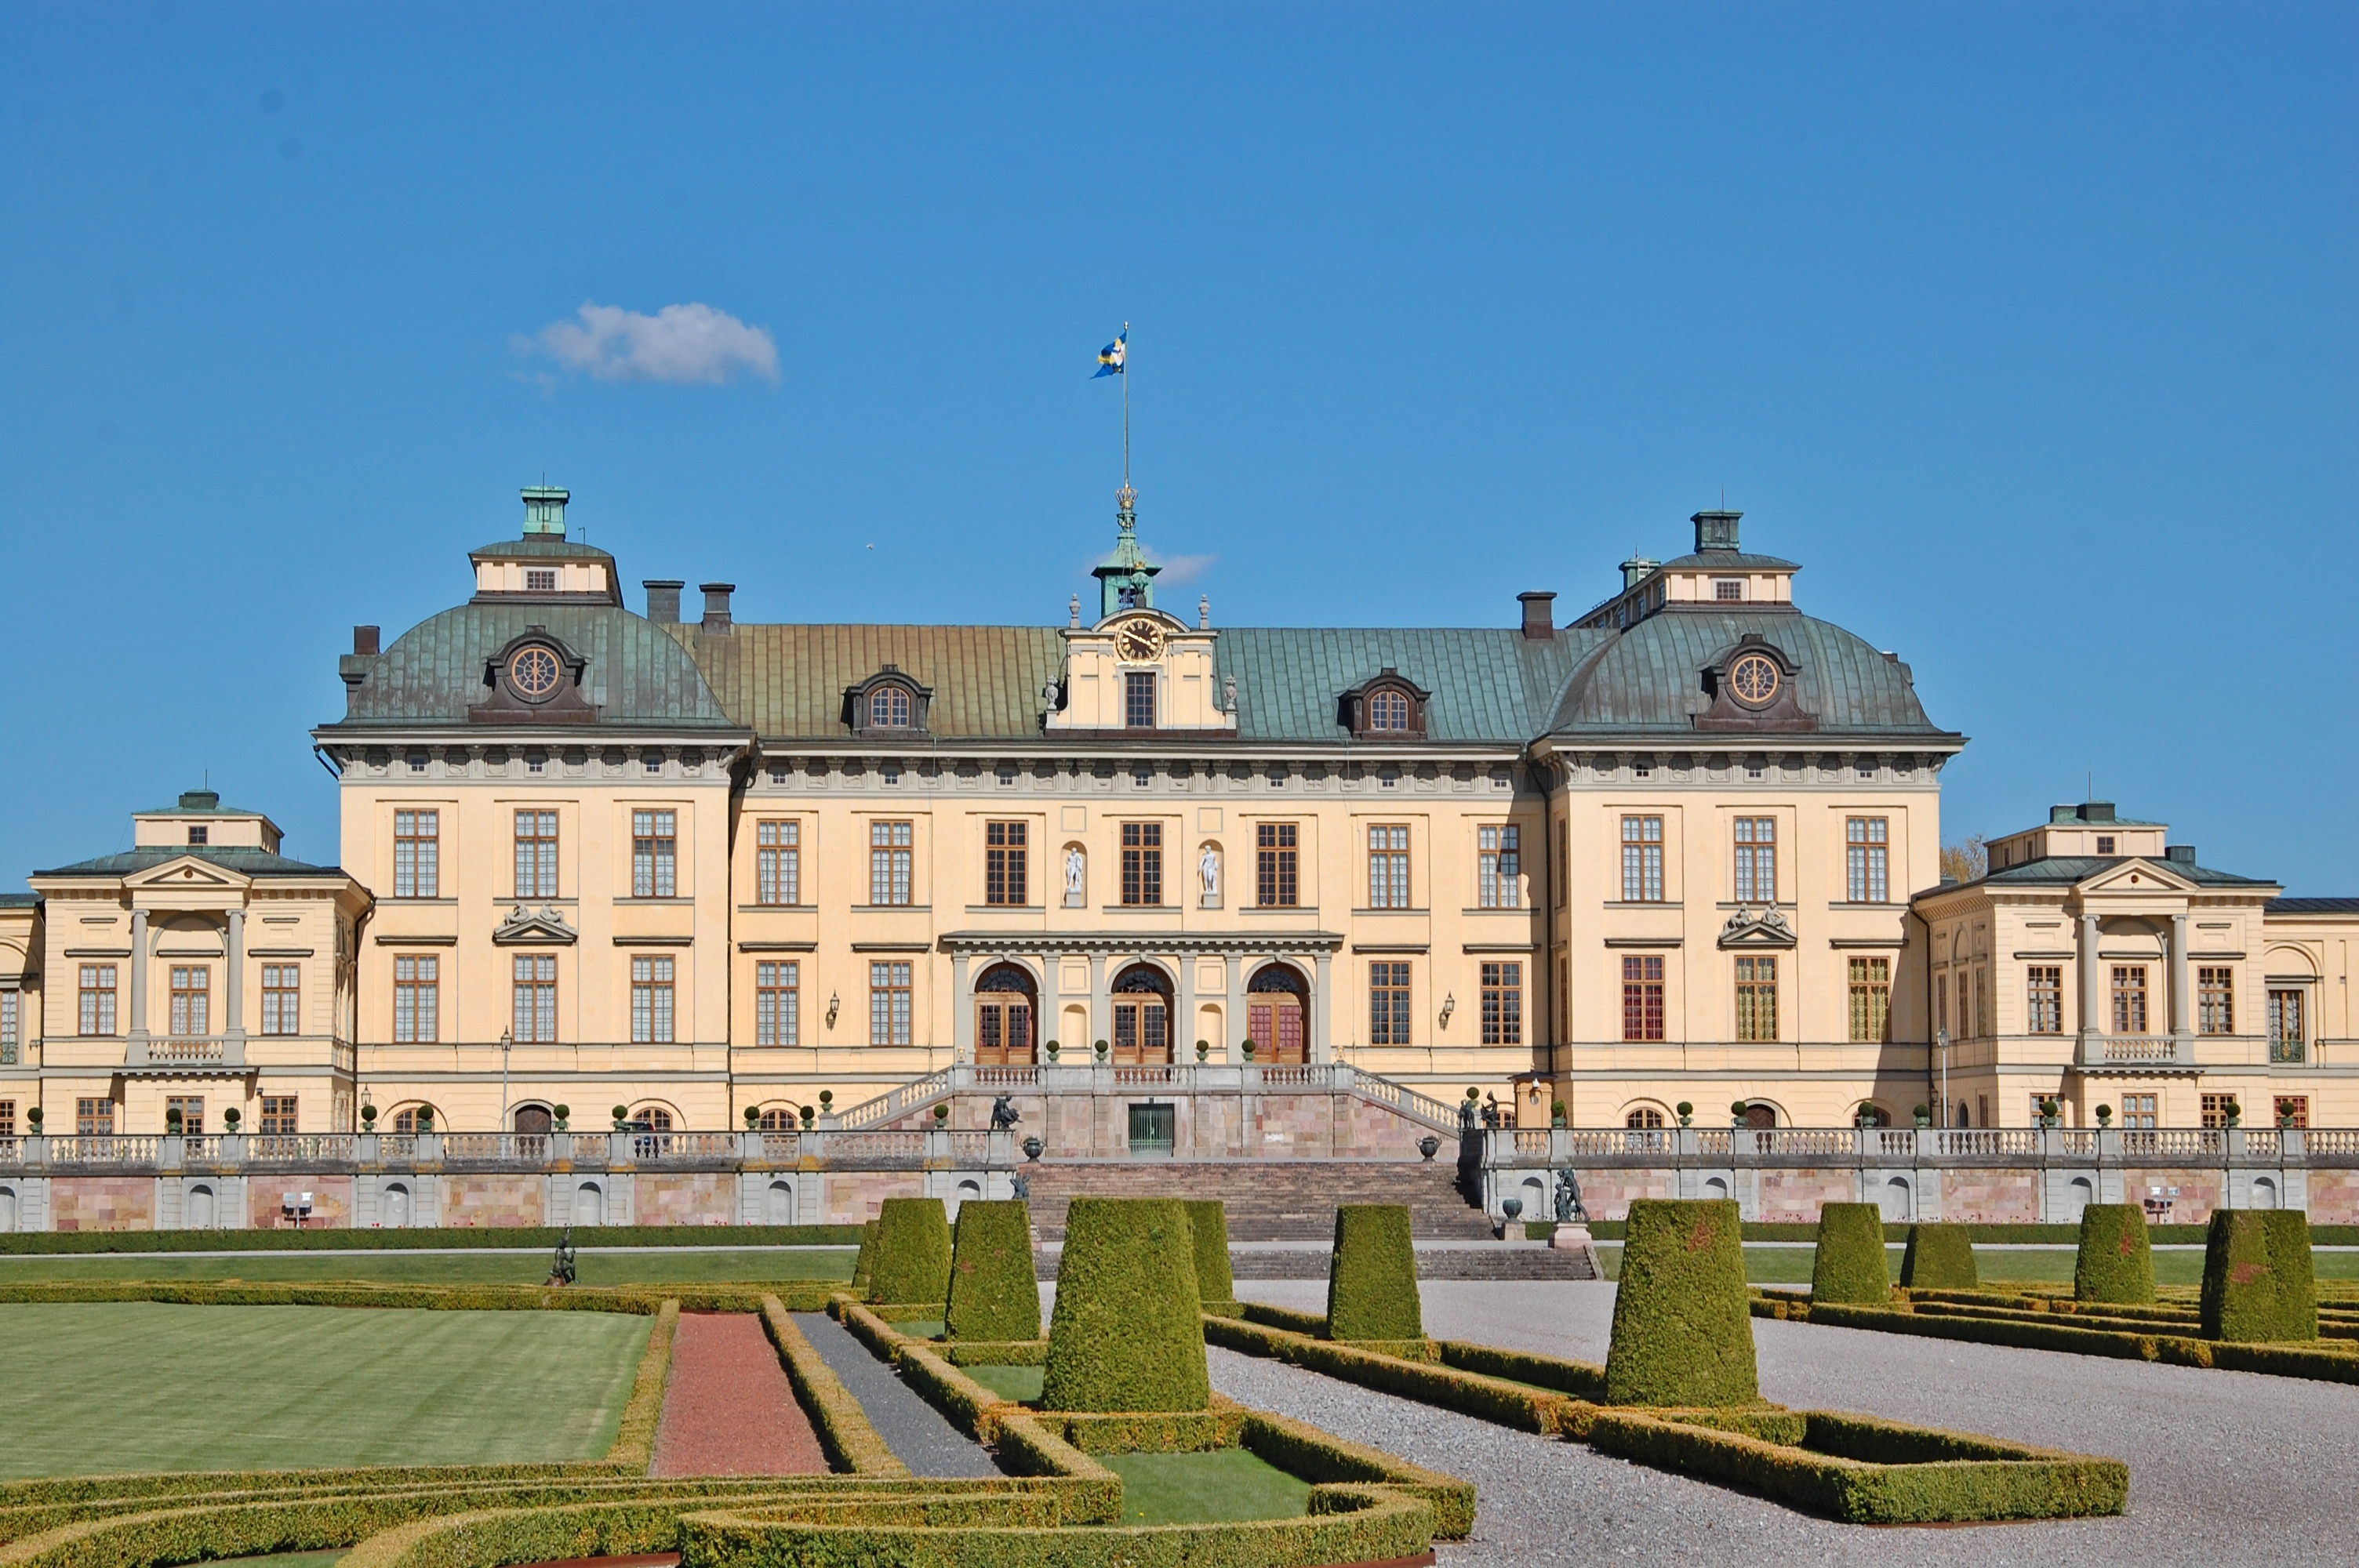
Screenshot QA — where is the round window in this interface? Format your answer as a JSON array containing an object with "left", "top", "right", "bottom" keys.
[
  {"left": 1728, "top": 653, "right": 1779, "bottom": 706},
  {"left": 508, "top": 646, "right": 562, "bottom": 701}
]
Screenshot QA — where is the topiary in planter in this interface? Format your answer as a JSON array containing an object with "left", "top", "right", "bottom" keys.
[
  {"left": 1605, "top": 1198, "right": 1757, "bottom": 1407},
  {"left": 1326, "top": 1204, "right": 1423, "bottom": 1341},
  {"left": 849, "top": 1218, "right": 881, "bottom": 1296},
  {"left": 2073, "top": 1204, "right": 2156, "bottom": 1304},
  {"left": 945, "top": 1199, "right": 1041, "bottom": 1341},
  {"left": 2200, "top": 1209, "right": 2317, "bottom": 1342},
  {"left": 1183, "top": 1199, "right": 1237, "bottom": 1308},
  {"left": 1899, "top": 1223, "right": 1979, "bottom": 1290},
  {"left": 1808, "top": 1203, "right": 1890, "bottom": 1304},
  {"left": 867, "top": 1196, "right": 952, "bottom": 1305},
  {"left": 1038, "top": 1196, "right": 1209, "bottom": 1412}
]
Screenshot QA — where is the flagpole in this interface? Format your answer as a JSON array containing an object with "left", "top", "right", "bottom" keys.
[{"left": 1121, "top": 321, "right": 1132, "bottom": 492}]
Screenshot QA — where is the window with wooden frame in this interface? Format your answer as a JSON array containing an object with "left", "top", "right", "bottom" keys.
[
  {"left": 1478, "top": 825, "right": 1520, "bottom": 909},
  {"left": 1121, "top": 821, "right": 1164, "bottom": 906},
  {"left": 2269, "top": 989, "right": 2306, "bottom": 1062},
  {"left": 1848, "top": 957, "right": 1891, "bottom": 1042},
  {"left": 1934, "top": 973, "right": 1949, "bottom": 1040},
  {"left": 1735, "top": 956, "right": 1777, "bottom": 1042},
  {"left": 514, "top": 810, "right": 559, "bottom": 898},
  {"left": 1626, "top": 1106, "right": 1665, "bottom": 1129},
  {"left": 1621, "top": 955, "right": 1664, "bottom": 1041},
  {"left": 165, "top": 1096, "right": 203, "bottom": 1135},
  {"left": 871, "top": 961, "right": 912, "bottom": 1046},
  {"left": 2274, "top": 1095, "right": 2310, "bottom": 1129},
  {"left": 1974, "top": 967, "right": 1989, "bottom": 1038},
  {"left": 1254, "top": 822, "right": 1299, "bottom": 907},
  {"left": 260, "top": 1096, "right": 299, "bottom": 1136},
  {"left": 2120, "top": 1093, "right": 2157, "bottom": 1129},
  {"left": 169, "top": 967, "right": 210, "bottom": 1037},
  {"left": 77, "top": 1097, "right": 115, "bottom": 1136},
  {"left": 394, "top": 955, "right": 438, "bottom": 1044},
  {"left": 394, "top": 809, "right": 439, "bottom": 898},
  {"left": 631, "top": 955, "right": 675, "bottom": 1044},
  {"left": 632, "top": 810, "right": 678, "bottom": 898},
  {"left": 756, "top": 960, "right": 798, "bottom": 1047},
  {"left": 756, "top": 820, "right": 800, "bottom": 905},
  {"left": 1845, "top": 817, "right": 1889, "bottom": 902},
  {"left": 2110, "top": 966, "right": 2149, "bottom": 1034},
  {"left": 1481, "top": 961, "right": 1523, "bottom": 1046},
  {"left": 1620, "top": 816, "right": 1664, "bottom": 902},
  {"left": 0, "top": 1101, "right": 16, "bottom": 1138},
  {"left": 1124, "top": 670, "right": 1157, "bottom": 729},
  {"left": 1368, "top": 825, "right": 1411, "bottom": 909},
  {"left": 869, "top": 820, "right": 914, "bottom": 905},
  {"left": 2200, "top": 1093, "right": 2237, "bottom": 1129},
  {"left": 512, "top": 953, "right": 557, "bottom": 1043},
  {"left": 2025, "top": 965, "right": 2063, "bottom": 1035},
  {"left": 868, "top": 684, "right": 913, "bottom": 728},
  {"left": 1365, "top": 688, "right": 1412, "bottom": 732},
  {"left": 260, "top": 965, "right": 299, "bottom": 1036},
  {"left": 0, "top": 991, "right": 15, "bottom": 1065},
  {"left": 1369, "top": 961, "right": 1412, "bottom": 1045},
  {"left": 2197, "top": 967, "right": 2234, "bottom": 1035},
  {"left": 985, "top": 820, "right": 1029, "bottom": 906},
  {"left": 1732, "top": 817, "right": 1776, "bottom": 903}
]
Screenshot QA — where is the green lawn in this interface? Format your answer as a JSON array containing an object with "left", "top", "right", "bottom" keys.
[
  {"left": 0, "top": 1249, "right": 855, "bottom": 1287},
  {"left": 961, "top": 1363, "right": 1045, "bottom": 1402},
  {"left": 218, "top": 1555, "right": 343, "bottom": 1568},
  {"left": 0, "top": 1302, "right": 652, "bottom": 1476},
  {"left": 1594, "top": 1243, "right": 2359, "bottom": 1286},
  {"left": 1101, "top": 1448, "right": 1312, "bottom": 1525}
]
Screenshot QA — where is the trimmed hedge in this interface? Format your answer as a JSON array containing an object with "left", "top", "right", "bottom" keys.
[
  {"left": 0, "top": 1279, "right": 837, "bottom": 1315},
  {"left": 1796, "top": 1299, "right": 2359, "bottom": 1385},
  {"left": 1899, "top": 1224, "right": 1978, "bottom": 1290},
  {"left": 867, "top": 1197, "right": 953, "bottom": 1307},
  {"left": 849, "top": 1219, "right": 880, "bottom": 1296},
  {"left": 2074, "top": 1205, "right": 2157, "bottom": 1304},
  {"left": 1326, "top": 1204, "right": 1423, "bottom": 1342},
  {"left": 1039, "top": 1199, "right": 1210, "bottom": 1414},
  {"left": 609, "top": 1300, "right": 678, "bottom": 1470},
  {"left": 0, "top": 1224, "right": 862, "bottom": 1256},
  {"left": 1207, "top": 1312, "right": 1570, "bottom": 1436},
  {"left": 1808, "top": 1204, "right": 1889, "bottom": 1305},
  {"left": 1183, "top": 1200, "right": 1238, "bottom": 1311},
  {"left": 2201, "top": 1210, "right": 2317, "bottom": 1342},
  {"left": 1587, "top": 1219, "right": 2359, "bottom": 1245},
  {"left": 760, "top": 1296, "right": 907, "bottom": 1476},
  {"left": 946, "top": 1200, "right": 1041, "bottom": 1342},
  {"left": 1238, "top": 1301, "right": 1329, "bottom": 1338},
  {"left": 1606, "top": 1199, "right": 1758, "bottom": 1408}
]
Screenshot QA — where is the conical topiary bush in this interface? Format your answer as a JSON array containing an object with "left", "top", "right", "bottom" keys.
[
  {"left": 1605, "top": 1199, "right": 1757, "bottom": 1407},
  {"left": 1326, "top": 1204, "right": 1423, "bottom": 1341},
  {"left": 849, "top": 1218, "right": 881, "bottom": 1296},
  {"left": 1039, "top": 1197, "right": 1209, "bottom": 1412},
  {"left": 2073, "top": 1204, "right": 2156, "bottom": 1305},
  {"left": 945, "top": 1199, "right": 1041, "bottom": 1341},
  {"left": 1808, "top": 1203, "right": 1890, "bottom": 1304},
  {"left": 1899, "top": 1223, "right": 1979, "bottom": 1290},
  {"left": 1184, "top": 1199, "right": 1239, "bottom": 1312},
  {"left": 867, "top": 1196, "right": 953, "bottom": 1305},
  {"left": 2200, "top": 1209, "right": 2317, "bottom": 1342}
]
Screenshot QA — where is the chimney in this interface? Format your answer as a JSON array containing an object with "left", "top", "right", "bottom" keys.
[
  {"left": 1517, "top": 591, "right": 1557, "bottom": 640},
  {"left": 700, "top": 583, "right": 736, "bottom": 633},
  {"left": 1692, "top": 510, "right": 1743, "bottom": 553},
  {"left": 1619, "top": 555, "right": 1659, "bottom": 591},
  {"left": 521, "top": 485, "right": 569, "bottom": 538},
  {"left": 352, "top": 625, "right": 380, "bottom": 656},
  {"left": 644, "top": 580, "right": 684, "bottom": 624},
  {"left": 2165, "top": 844, "right": 2196, "bottom": 865}
]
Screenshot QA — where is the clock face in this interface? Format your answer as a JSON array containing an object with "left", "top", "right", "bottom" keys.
[
  {"left": 509, "top": 645, "right": 562, "bottom": 700},
  {"left": 1115, "top": 617, "right": 1166, "bottom": 663},
  {"left": 1728, "top": 652, "right": 1779, "bottom": 706}
]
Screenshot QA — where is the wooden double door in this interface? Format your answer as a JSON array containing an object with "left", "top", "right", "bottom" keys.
[
  {"left": 974, "top": 964, "right": 1036, "bottom": 1065},
  {"left": 1246, "top": 996, "right": 1306, "bottom": 1064}
]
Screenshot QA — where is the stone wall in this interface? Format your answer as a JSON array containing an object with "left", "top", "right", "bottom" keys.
[
  {"left": 246, "top": 1174, "right": 353, "bottom": 1229},
  {"left": 2309, "top": 1170, "right": 2359, "bottom": 1225},
  {"left": 1755, "top": 1168, "right": 1859, "bottom": 1224},
  {"left": 442, "top": 1174, "right": 546, "bottom": 1228},
  {"left": 1933, "top": 1168, "right": 2041, "bottom": 1223},
  {"left": 632, "top": 1171, "right": 734, "bottom": 1225},
  {"left": 50, "top": 1178, "right": 152, "bottom": 1232}
]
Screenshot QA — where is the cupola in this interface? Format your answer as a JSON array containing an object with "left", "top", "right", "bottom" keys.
[{"left": 468, "top": 485, "right": 623, "bottom": 606}]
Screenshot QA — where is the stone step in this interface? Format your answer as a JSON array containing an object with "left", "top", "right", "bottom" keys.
[
  {"left": 1034, "top": 1242, "right": 1598, "bottom": 1283},
  {"left": 1015, "top": 1159, "right": 1492, "bottom": 1242}
]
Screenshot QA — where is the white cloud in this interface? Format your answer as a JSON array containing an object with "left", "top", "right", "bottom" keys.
[
  {"left": 527, "top": 301, "right": 780, "bottom": 386},
  {"left": 1148, "top": 551, "right": 1219, "bottom": 585}
]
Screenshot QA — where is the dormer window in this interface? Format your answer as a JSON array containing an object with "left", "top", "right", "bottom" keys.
[
  {"left": 1341, "top": 669, "right": 1431, "bottom": 739},
  {"left": 845, "top": 666, "right": 934, "bottom": 736},
  {"left": 870, "top": 685, "right": 913, "bottom": 728},
  {"left": 1367, "top": 689, "right": 1412, "bottom": 732},
  {"left": 187, "top": 826, "right": 208, "bottom": 845},
  {"left": 526, "top": 569, "right": 557, "bottom": 592}
]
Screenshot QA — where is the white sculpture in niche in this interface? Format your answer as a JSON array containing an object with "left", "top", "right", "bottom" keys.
[
  {"left": 1199, "top": 844, "right": 1221, "bottom": 906},
  {"left": 1063, "top": 846, "right": 1086, "bottom": 907}
]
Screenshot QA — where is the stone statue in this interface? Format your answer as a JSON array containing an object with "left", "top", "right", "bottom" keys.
[
  {"left": 989, "top": 1094, "right": 1020, "bottom": 1131},
  {"left": 1458, "top": 1097, "right": 1478, "bottom": 1131},
  {"left": 1481, "top": 1094, "right": 1502, "bottom": 1130},
  {"left": 1010, "top": 1172, "right": 1030, "bottom": 1200},
  {"left": 1063, "top": 847, "right": 1085, "bottom": 903},
  {"left": 547, "top": 1225, "right": 577, "bottom": 1287},
  {"left": 1554, "top": 1168, "right": 1587, "bottom": 1225},
  {"left": 1199, "top": 844, "right": 1220, "bottom": 902}
]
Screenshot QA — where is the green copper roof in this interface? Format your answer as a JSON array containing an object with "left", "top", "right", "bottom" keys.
[
  {"left": 139, "top": 790, "right": 270, "bottom": 818},
  {"left": 1940, "top": 855, "right": 2277, "bottom": 894},
  {"left": 670, "top": 623, "right": 1066, "bottom": 739},
  {"left": 1550, "top": 610, "right": 1949, "bottom": 738},
  {"left": 467, "top": 537, "right": 617, "bottom": 563},
  {"left": 1215, "top": 628, "right": 1596, "bottom": 744}
]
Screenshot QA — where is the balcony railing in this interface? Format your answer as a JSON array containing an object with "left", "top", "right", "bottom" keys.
[{"left": 2078, "top": 1033, "right": 2196, "bottom": 1069}]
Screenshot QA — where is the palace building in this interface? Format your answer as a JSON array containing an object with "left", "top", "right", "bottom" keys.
[{"left": 0, "top": 485, "right": 2350, "bottom": 1144}]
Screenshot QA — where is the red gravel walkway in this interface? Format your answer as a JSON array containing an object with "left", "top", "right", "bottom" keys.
[{"left": 651, "top": 1312, "right": 829, "bottom": 1476}]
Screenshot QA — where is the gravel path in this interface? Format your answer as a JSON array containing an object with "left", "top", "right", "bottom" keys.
[
  {"left": 791, "top": 1313, "right": 1001, "bottom": 1478},
  {"left": 651, "top": 1312, "right": 827, "bottom": 1477},
  {"left": 1218, "top": 1280, "right": 2359, "bottom": 1568}
]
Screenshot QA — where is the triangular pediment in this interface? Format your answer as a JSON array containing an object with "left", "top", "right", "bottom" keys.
[
  {"left": 2078, "top": 859, "right": 2197, "bottom": 897},
  {"left": 1717, "top": 907, "right": 1798, "bottom": 949},
  {"left": 124, "top": 856, "right": 249, "bottom": 891},
  {"left": 493, "top": 905, "right": 578, "bottom": 946}
]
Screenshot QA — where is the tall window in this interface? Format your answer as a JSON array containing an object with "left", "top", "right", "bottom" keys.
[
  {"left": 1848, "top": 957, "right": 1891, "bottom": 1042},
  {"left": 514, "top": 811, "right": 559, "bottom": 898},
  {"left": 985, "top": 821, "right": 1029, "bottom": 906},
  {"left": 165, "top": 1095, "right": 204, "bottom": 1135},
  {"left": 871, "top": 961, "right": 912, "bottom": 1045},
  {"left": 393, "top": 955, "right": 438, "bottom": 1044},
  {"left": 1732, "top": 817, "right": 1776, "bottom": 902},
  {"left": 394, "top": 809, "right": 439, "bottom": 898},
  {"left": 77, "top": 1097, "right": 115, "bottom": 1136},
  {"left": 2110, "top": 966, "right": 2149, "bottom": 1034},
  {"left": 1256, "top": 822, "right": 1299, "bottom": 907},
  {"left": 2200, "top": 1093, "right": 2239, "bottom": 1129},
  {"left": 631, "top": 955, "right": 675, "bottom": 1043},
  {"left": 2120, "top": 1093, "right": 2157, "bottom": 1130},
  {"left": 1735, "top": 956, "right": 1777, "bottom": 1042},
  {"left": 1620, "top": 816, "right": 1664, "bottom": 902},
  {"left": 0, "top": 1101, "right": 13, "bottom": 1136},
  {"left": 632, "top": 810, "right": 677, "bottom": 898},
  {"left": 2269, "top": 989, "right": 2306, "bottom": 1062},
  {"left": 868, "top": 684, "right": 911, "bottom": 728},
  {"left": 1368, "top": 962, "right": 1412, "bottom": 1045},
  {"left": 2198, "top": 967, "right": 2234, "bottom": 1036},
  {"left": 512, "top": 953, "right": 557, "bottom": 1043},
  {"left": 2026, "top": 965, "right": 2063, "bottom": 1035},
  {"left": 1621, "top": 956, "right": 1665, "bottom": 1041},
  {"left": 0, "top": 991, "right": 15, "bottom": 1065},
  {"left": 1367, "top": 688, "right": 1411, "bottom": 731},
  {"left": 259, "top": 1096, "right": 298, "bottom": 1135},
  {"left": 1478, "top": 826, "right": 1520, "bottom": 909},
  {"left": 2275, "top": 1095, "right": 2310, "bottom": 1129},
  {"left": 169, "top": 967, "right": 210, "bottom": 1036},
  {"left": 869, "top": 820, "right": 913, "bottom": 905},
  {"left": 756, "top": 960, "right": 798, "bottom": 1047},
  {"left": 1974, "top": 968, "right": 1989, "bottom": 1038},
  {"left": 1124, "top": 670, "right": 1156, "bottom": 728},
  {"left": 1481, "top": 961, "right": 1523, "bottom": 1045},
  {"left": 1121, "top": 822, "right": 1164, "bottom": 906},
  {"left": 1934, "top": 974, "right": 1949, "bottom": 1040},
  {"left": 1368, "top": 825, "right": 1411, "bottom": 909},
  {"left": 1845, "top": 817, "right": 1889, "bottom": 902},
  {"left": 260, "top": 965, "right": 299, "bottom": 1036},
  {"left": 756, "top": 820, "right": 800, "bottom": 905}
]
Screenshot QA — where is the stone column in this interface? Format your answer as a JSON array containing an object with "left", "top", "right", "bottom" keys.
[
  {"left": 1225, "top": 955, "right": 1246, "bottom": 1063},
  {"left": 1176, "top": 946, "right": 1196, "bottom": 1062},
  {"left": 2078, "top": 913, "right": 2101, "bottom": 1040},
  {"left": 1311, "top": 949, "right": 1333, "bottom": 1064},
  {"left": 951, "top": 950, "right": 973, "bottom": 1062},
  {"left": 224, "top": 909, "right": 245, "bottom": 1040},
  {"left": 129, "top": 909, "right": 149, "bottom": 1040},
  {"left": 2169, "top": 913, "right": 2192, "bottom": 1040},
  {"left": 1088, "top": 952, "right": 1109, "bottom": 1055}
]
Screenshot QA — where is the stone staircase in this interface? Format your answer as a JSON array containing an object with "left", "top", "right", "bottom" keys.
[{"left": 1017, "top": 1159, "right": 1492, "bottom": 1243}]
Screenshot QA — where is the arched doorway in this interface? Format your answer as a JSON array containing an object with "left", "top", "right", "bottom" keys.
[
  {"left": 974, "top": 964, "right": 1037, "bottom": 1065},
  {"left": 1743, "top": 1102, "right": 1777, "bottom": 1130},
  {"left": 1110, "top": 964, "right": 1172, "bottom": 1065},
  {"left": 512, "top": 1104, "right": 553, "bottom": 1135},
  {"left": 1247, "top": 964, "right": 1309, "bottom": 1065}
]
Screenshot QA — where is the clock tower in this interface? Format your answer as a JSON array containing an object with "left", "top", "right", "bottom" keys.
[
  {"left": 1049, "top": 488, "right": 1233, "bottom": 733},
  {"left": 1092, "top": 485, "right": 1161, "bottom": 619}
]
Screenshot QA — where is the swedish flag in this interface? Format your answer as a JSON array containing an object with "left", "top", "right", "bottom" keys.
[{"left": 1093, "top": 327, "right": 1127, "bottom": 377}]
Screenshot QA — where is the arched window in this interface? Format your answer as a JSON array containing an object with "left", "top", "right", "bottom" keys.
[
  {"left": 1110, "top": 964, "right": 1172, "bottom": 1065},
  {"left": 755, "top": 1105, "right": 797, "bottom": 1131},
  {"left": 1367, "top": 688, "right": 1412, "bottom": 732},
  {"left": 1625, "top": 1106, "right": 1666, "bottom": 1129},
  {"left": 869, "top": 685, "right": 912, "bottom": 728},
  {"left": 635, "top": 1105, "right": 674, "bottom": 1132},
  {"left": 975, "top": 964, "right": 1038, "bottom": 1066}
]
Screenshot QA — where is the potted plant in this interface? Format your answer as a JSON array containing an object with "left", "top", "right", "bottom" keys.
[
  {"left": 551, "top": 1104, "right": 569, "bottom": 1131},
  {"left": 1045, "top": 1039, "right": 1060, "bottom": 1062},
  {"left": 24, "top": 1107, "right": 40, "bottom": 1134},
  {"left": 1675, "top": 1101, "right": 1693, "bottom": 1127},
  {"left": 799, "top": 1104, "right": 815, "bottom": 1129},
  {"left": 743, "top": 1106, "right": 762, "bottom": 1128},
  {"left": 1241, "top": 1039, "right": 1256, "bottom": 1062},
  {"left": 1550, "top": 1099, "right": 1568, "bottom": 1129},
  {"left": 2095, "top": 1103, "right": 2113, "bottom": 1128},
  {"left": 1730, "top": 1099, "right": 1750, "bottom": 1128},
  {"left": 2037, "top": 1097, "right": 2061, "bottom": 1130},
  {"left": 1093, "top": 1039, "right": 1109, "bottom": 1061},
  {"left": 1195, "top": 1040, "right": 1210, "bottom": 1062},
  {"left": 165, "top": 1107, "right": 183, "bottom": 1133},
  {"left": 818, "top": 1090, "right": 834, "bottom": 1111},
  {"left": 223, "top": 1107, "right": 242, "bottom": 1133},
  {"left": 360, "top": 1104, "right": 378, "bottom": 1129},
  {"left": 410, "top": 1107, "right": 430, "bottom": 1132},
  {"left": 932, "top": 1104, "right": 949, "bottom": 1123},
  {"left": 611, "top": 1104, "right": 630, "bottom": 1131},
  {"left": 2223, "top": 1098, "right": 2243, "bottom": 1129}
]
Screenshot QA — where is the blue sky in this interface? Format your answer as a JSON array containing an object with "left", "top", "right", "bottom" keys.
[{"left": 2, "top": 4, "right": 2352, "bottom": 887}]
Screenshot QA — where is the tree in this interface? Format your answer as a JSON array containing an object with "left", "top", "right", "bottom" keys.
[{"left": 1940, "top": 835, "right": 1987, "bottom": 884}]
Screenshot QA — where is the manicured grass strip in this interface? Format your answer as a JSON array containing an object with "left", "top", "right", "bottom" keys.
[
  {"left": 0, "top": 1304, "right": 654, "bottom": 1477},
  {"left": 758, "top": 1298, "right": 905, "bottom": 1477},
  {"left": 0, "top": 1251, "right": 854, "bottom": 1287},
  {"left": 1101, "top": 1448, "right": 1311, "bottom": 1525},
  {"left": 962, "top": 1364, "right": 1046, "bottom": 1403}
]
